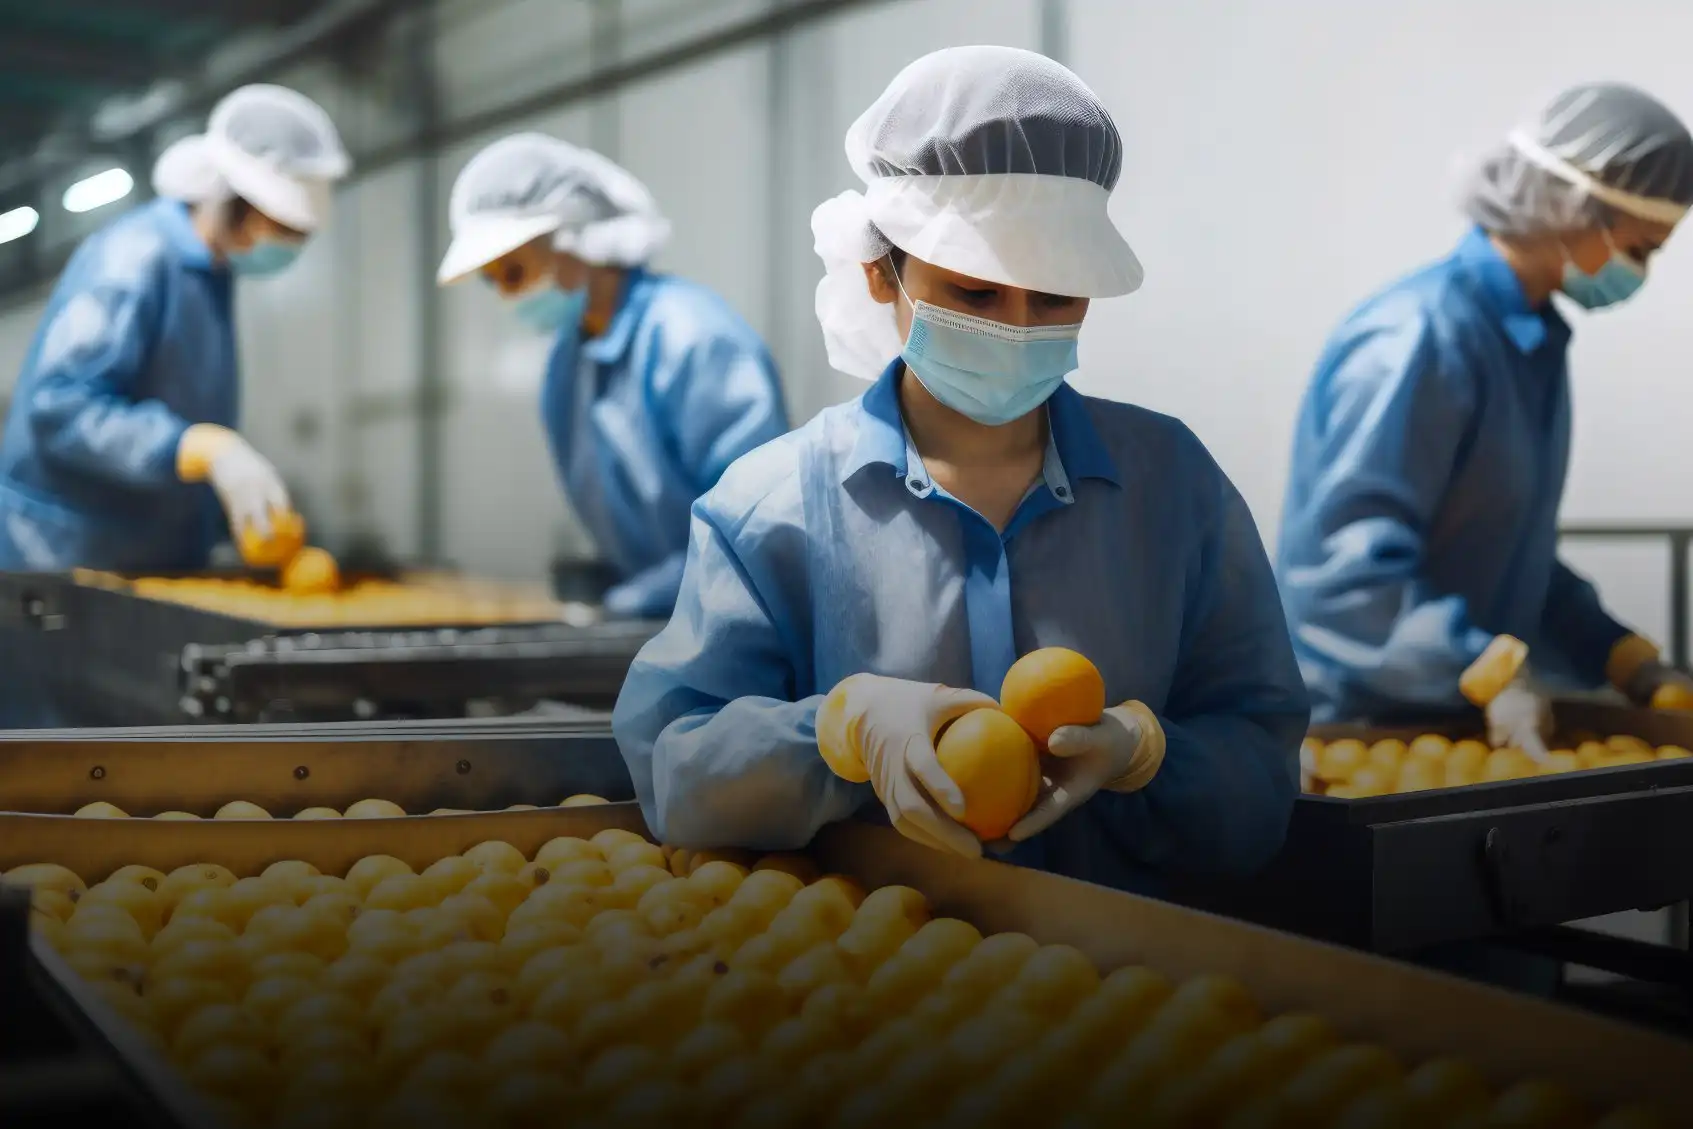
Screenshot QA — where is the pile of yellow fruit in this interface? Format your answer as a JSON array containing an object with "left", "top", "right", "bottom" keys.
[
  {"left": 61, "top": 796, "right": 613, "bottom": 821},
  {"left": 1303, "top": 733, "right": 1691, "bottom": 798},
  {"left": 74, "top": 570, "right": 566, "bottom": 629},
  {"left": 3, "top": 834, "right": 1667, "bottom": 1129}
]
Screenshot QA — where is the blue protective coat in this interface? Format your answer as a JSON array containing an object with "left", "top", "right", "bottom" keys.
[
  {"left": 541, "top": 269, "right": 789, "bottom": 619},
  {"left": 0, "top": 199, "right": 234, "bottom": 572},
  {"left": 1277, "top": 227, "right": 1630, "bottom": 724},
  {"left": 613, "top": 361, "right": 1309, "bottom": 895}
]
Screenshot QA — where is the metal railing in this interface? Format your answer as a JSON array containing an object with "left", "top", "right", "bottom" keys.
[{"left": 1559, "top": 525, "right": 1693, "bottom": 670}]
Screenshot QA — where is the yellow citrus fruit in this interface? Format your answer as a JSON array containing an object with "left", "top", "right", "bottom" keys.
[
  {"left": 293, "top": 807, "right": 342, "bottom": 820},
  {"left": 1650, "top": 682, "right": 1693, "bottom": 710},
  {"left": 1000, "top": 647, "right": 1106, "bottom": 750},
  {"left": 933, "top": 708, "right": 1041, "bottom": 841},
  {"left": 282, "top": 547, "right": 341, "bottom": 595},
  {"left": 1316, "top": 740, "right": 1368, "bottom": 784},
  {"left": 561, "top": 794, "right": 608, "bottom": 806},
  {"left": 344, "top": 798, "right": 407, "bottom": 819},
  {"left": 214, "top": 800, "right": 271, "bottom": 821},
  {"left": 238, "top": 511, "right": 306, "bottom": 568},
  {"left": 74, "top": 801, "right": 128, "bottom": 818}
]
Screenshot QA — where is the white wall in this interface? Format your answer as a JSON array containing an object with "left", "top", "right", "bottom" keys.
[{"left": 1, "top": 0, "right": 1692, "bottom": 639}]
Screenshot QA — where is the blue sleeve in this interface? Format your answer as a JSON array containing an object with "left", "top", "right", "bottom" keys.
[
  {"left": 1092, "top": 473, "right": 1310, "bottom": 878},
  {"left": 657, "top": 332, "right": 791, "bottom": 494},
  {"left": 602, "top": 553, "right": 686, "bottom": 619},
  {"left": 611, "top": 497, "right": 867, "bottom": 850},
  {"left": 1539, "top": 558, "right": 1630, "bottom": 686},
  {"left": 1279, "top": 314, "right": 1494, "bottom": 708},
  {"left": 24, "top": 268, "right": 187, "bottom": 489}
]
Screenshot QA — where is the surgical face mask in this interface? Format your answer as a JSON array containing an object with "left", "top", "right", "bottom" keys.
[
  {"left": 895, "top": 278, "right": 1081, "bottom": 426},
  {"left": 511, "top": 281, "right": 590, "bottom": 334},
  {"left": 228, "top": 239, "right": 303, "bottom": 279},
  {"left": 1561, "top": 231, "right": 1646, "bottom": 310}
]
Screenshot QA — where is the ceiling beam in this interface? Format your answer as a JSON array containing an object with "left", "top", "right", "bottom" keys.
[
  {"left": 62, "top": 0, "right": 301, "bottom": 24},
  {"left": 0, "top": 33, "right": 159, "bottom": 87}
]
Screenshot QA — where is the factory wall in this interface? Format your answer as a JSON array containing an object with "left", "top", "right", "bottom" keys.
[{"left": 0, "top": 0, "right": 1689, "bottom": 650}]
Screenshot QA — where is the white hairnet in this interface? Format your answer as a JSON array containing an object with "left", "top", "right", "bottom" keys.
[
  {"left": 812, "top": 45, "right": 1142, "bottom": 380},
  {"left": 1463, "top": 83, "right": 1693, "bottom": 237},
  {"left": 437, "top": 133, "right": 671, "bottom": 285},
  {"left": 152, "top": 84, "right": 349, "bottom": 234}
]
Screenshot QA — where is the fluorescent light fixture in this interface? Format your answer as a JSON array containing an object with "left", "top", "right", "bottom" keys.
[
  {"left": 62, "top": 168, "right": 133, "bottom": 214},
  {"left": 0, "top": 206, "right": 39, "bottom": 245}
]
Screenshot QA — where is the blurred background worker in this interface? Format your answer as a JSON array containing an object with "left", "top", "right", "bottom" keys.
[
  {"left": 1278, "top": 84, "right": 1693, "bottom": 751},
  {"left": 614, "top": 47, "right": 1309, "bottom": 893},
  {"left": 438, "top": 134, "right": 789, "bottom": 620},
  {"left": 0, "top": 84, "right": 347, "bottom": 574}
]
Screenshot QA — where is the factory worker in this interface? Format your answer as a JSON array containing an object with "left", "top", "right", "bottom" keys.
[
  {"left": 1278, "top": 84, "right": 1693, "bottom": 747},
  {"left": 438, "top": 134, "right": 789, "bottom": 620},
  {"left": 613, "top": 46, "right": 1309, "bottom": 891},
  {"left": 0, "top": 84, "right": 347, "bottom": 573}
]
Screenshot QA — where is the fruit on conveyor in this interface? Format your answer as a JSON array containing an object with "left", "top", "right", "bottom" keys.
[
  {"left": 280, "top": 547, "right": 342, "bottom": 595},
  {"left": 105, "top": 570, "right": 567, "bottom": 629},
  {"left": 1303, "top": 733, "right": 1690, "bottom": 797},
  {"left": 6, "top": 836, "right": 1661, "bottom": 1129},
  {"left": 39, "top": 798, "right": 616, "bottom": 820}
]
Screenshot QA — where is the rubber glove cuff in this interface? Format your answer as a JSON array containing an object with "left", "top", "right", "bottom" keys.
[
  {"left": 1459, "top": 635, "right": 1529, "bottom": 707},
  {"left": 177, "top": 424, "right": 240, "bottom": 483},
  {"left": 1101, "top": 700, "right": 1167, "bottom": 793}
]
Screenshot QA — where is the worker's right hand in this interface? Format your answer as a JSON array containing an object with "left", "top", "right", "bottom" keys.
[
  {"left": 1460, "top": 634, "right": 1552, "bottom": 753},
  {"left": 814, "top": 673, "right": 997, "bottom": 859},
  {"left": 1484, "top": 681, "right": 1553, "bottom": 751},
  {"left": 178, "top": 424, "right": 292, "bottom": 539}
]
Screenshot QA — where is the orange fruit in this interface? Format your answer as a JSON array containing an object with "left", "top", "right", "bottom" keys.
[
  {"left": 933, "top": 709, "right": 1041, "bottom": 840},
  {"left": 1651, "top": 683, "right": 1693, "bottom": 711},
  {"left": 237, "top": 511, "right": 306, "bottom": 569},
  {"left": 282, "top": 548, "right": 341, "bottom": 595},
  {"left": 999, "top": 648, "right": 1105, "bottom": 750}
]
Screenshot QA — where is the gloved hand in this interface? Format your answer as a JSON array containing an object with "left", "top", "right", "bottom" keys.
[
  {"left": 1008, "top": 701, "right": 1166, "bottom": 843},
  {"left": 1484, "top": 680, "right": 1553, "bottom": 753},
  {"left": 1608, "top": 634, "right": 1693, "bottom": 709},
  {"left": 815, "top": 673, "right": 997, "bottom": 858},
  {"left": 178, "top": 424, "right": 291, "bottom": 539}
]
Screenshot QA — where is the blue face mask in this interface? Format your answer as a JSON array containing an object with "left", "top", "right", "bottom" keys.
[
  {"left": 512, "top": 283, "right": 590, "bottom": 334},
  {"left": 228, "top": 240, "right": 303, "bottom": 279},
  {"left": 1561, "top": 233, "right": 1646, "bottom": 310},
  {"left": 898, "top": 297, "right": 1082, "bottom": 426}
]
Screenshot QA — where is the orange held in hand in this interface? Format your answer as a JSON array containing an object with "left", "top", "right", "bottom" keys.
[
  {"left": 237, "top": 511, "right": 306, "bottom": 569},
  {"left": 933, "top": 709, "right": 1042, "bottom": 841},
  {"left": 1000, "top": 647, "right": 1106, "bottom": 750},
  {"left": 1651, "top": 682, "right": 1693, "bottom": 711}
]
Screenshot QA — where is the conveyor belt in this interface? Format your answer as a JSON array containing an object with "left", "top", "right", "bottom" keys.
[
  {"left": 1167, "top": 701, "right": 1693, "bottom": 955},
  {"left": 0, "top": 571, "right": 658, "bottom": 726}
]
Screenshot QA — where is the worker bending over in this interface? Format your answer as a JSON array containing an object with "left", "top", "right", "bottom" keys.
[
  {"left": 0, "top": 85, "right": 344, "bottom": 572},
  {"left": 613, "top": 47, "right": 1309, "bottom": 894},
  {"left": 438, "top": 135, "right": 790, "bottom": 620},
  {"left": 1278, "top": 84, "right": 1693, "bottom": 750}
]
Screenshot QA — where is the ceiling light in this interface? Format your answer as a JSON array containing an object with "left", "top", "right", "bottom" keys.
[
  {"left": 0, "top": 206, "right": 39, "bottom": 244},
  {"left": 63, "top": 168, "right": 133, "bottom": 214}
]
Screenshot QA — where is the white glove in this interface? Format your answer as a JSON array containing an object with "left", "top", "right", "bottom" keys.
[
  {"left": 815, "top": 673, "right": 998, "bottom": 859},
  {"left": 207, "top": 435, "right": 290, "bottom": 539},
  {"left": 1485, "top": 680, "right": 1552, "bottom": 752},
  {"left": 1008, "top": 701, "right": 1165, "bottom": 843}
]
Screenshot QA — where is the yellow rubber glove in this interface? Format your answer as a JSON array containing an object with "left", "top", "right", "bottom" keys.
[
  {"left": 1607, "top": 634, "right": 1693, "bottom": 710},
  {"left": 815, "top": 673, "right": 997, "bottom": 858},
  {"left": 1460, "top": 636, "right": 1551, "bottom": 756},
  {"left": 179, "top": 424, "right": 300, "bottom": 564},
  {"left": 1007, "top": 700, "right": 1165, "bottom": 843}
]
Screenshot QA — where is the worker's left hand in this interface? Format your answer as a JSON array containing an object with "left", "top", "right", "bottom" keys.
[
  {"left": 1006, "top": 701, "right": 1166, "bottom": 842},
  {"left": 1625, "top": 660, "right": 1693, "bottom": 710}
]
